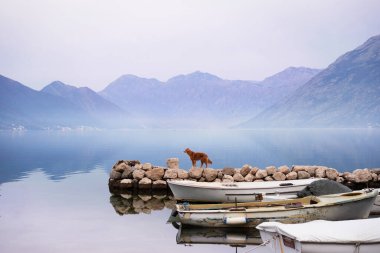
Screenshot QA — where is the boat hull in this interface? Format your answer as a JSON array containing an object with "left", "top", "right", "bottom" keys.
[
  {"left": 168, "top": 178, "right": 320, "bottom": 202},
  {"left": 177, "top": 190, "right": 377, "bottom": 227}
]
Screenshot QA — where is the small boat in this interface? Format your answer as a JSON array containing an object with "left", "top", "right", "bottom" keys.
[
  {"left": 168, "top": 178, "right": 321, "bottom": 202},
  {"left": 370, "top": 188, "right": 380, "bottom": 214},
  {"left": 257, "top": 218, "right": 380, "bottom": 253},
  {"left": 176, "top": 189, "right": 378, "bottom": 227}
]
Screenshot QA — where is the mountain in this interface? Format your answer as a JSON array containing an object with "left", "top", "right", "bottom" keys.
[
  {"left": 241, "top": 34, "right": 380, "bottom": 128},
  {"left": 0, "top": 76, "right": 136, "bottom": 129},
  {"left": 41, "top": 81, "right": 131, "bottom": 127},
  {"left": 100, "top": 68, "right": 319, "bottom": 128}
]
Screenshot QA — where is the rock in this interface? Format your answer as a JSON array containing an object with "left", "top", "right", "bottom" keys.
[
  {"left": 114, "top": 162, "right": 129, "bottom": 173},
  {"left": 244, "top": 173, "right": 254, "bottom": 182},
  {"left": 152, "top": 180, "right": 167, "bottom": 190},
  {"left": 326, "top": 168, "right": 339, "bottom": 180},
  {"left": 120, "top": 179, "right": 133, "bottom": 188},
  {"left": 203, "top": 168, "right": 218, "bottom": 182},
  {"left": 266, "top": 166, "right": 276, "bottom": 176},
  {"left": 134, "top": 164, "right": 143, "bottom": 170},
  {"left": 121, "top": 166, "right": 135, "bottom": 179},
  {"left": 353, "top": 169, "right": 372, "bottom": 183},
  {"left": 315, "top": 167, "right": 327, "bottom": 178},
  {"left": 278, "top": 165, "right": 290, "bottom": 175},
  {"left": 145, "top": 167, "right": 165, "bottom": 181},
  {"left": 264, "top": 176, "right": 274, "bottom": 181},
  {"left": 138, "top": 194, "right": 152, "bottom": 202},
  {"left": 255, "top": 169, "right": 268, "bottom": 179},
  {"left": 222, "top": 175, "right": 234, "bottom": 183},
  {"left": 167, "top": 158, "right": 179, "bottom": 169},
  {"left": 163, "top": 169, "right": 178, "bottom": 179},
  {"left": 214, "top": 178, "right": 222, "bottom": 182},
  {"left": 142, "top": 163, "right": 152, "bottom": 170},
  {"left": 189, "top": 167, "right": 203, "bottom": 179},
  {"left": 297, "top": 180, "right": 351, "bottom": 197},
  {"left": 199, "top": 177, "right": 206, "bottom": 182},
  {"left": 110, "top": 170, "right": 122, "bottom": 180},
  {"left": 286, "top": 171, "right": 298, "bottom": 180},
  {"left": 132, "top": 169, "right": 145, "bottom": 180},
  {"left": 139, "top": 177, "right": 152, "bottom": 189},
  {"left": 251, "top": 167, "right": 259, "bottom": 175},
  {"left": 233, "top": 173, "right": 245, "bottom": 182},
  {"left": 370, "top": 168, "right": 380, "bottom": 175},
  {"left": 145, "top": 198, "right": 165, "bottom": 210},
  {"left": 372, "top": 173, "right": 378, "bottom": 182},
  {"left": 336, "top": 177, "right": 345, "bottom": 183},
  {"left": 240, "top": 165, "right": 251, "bottom": 177},
  {"left": 222, "top": 167, "right": 236, "bottom": 176},
  {"left": 177, "top": 169, "right": 189, "bottom": 179},
  {"left": 273, "top": 172, "right": 286, "bottom": 181},
  {"left": 297, "top": 171, "right": 311, "bottom": 179},
  {"left": 132, "top": 198, "right": 145, "bottom": 209},
  {"left": 292, "top": 165, "right": 306, "bottom": 172},
  {"left": 305, "top": 166, "right": 316, "bottom": 177},
  {"left": 217, "top": 170, "right": 224, "bottom": 179}
]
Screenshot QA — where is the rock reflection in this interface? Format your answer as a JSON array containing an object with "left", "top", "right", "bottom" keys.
[
  {"left": 175, "top": 225, "right": 262, "bottom": 247},
  {"left": 109, "top": 192, "right": 176, "bottom": 215}
]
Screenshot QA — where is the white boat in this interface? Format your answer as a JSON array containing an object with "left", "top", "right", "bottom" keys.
[
  {"left": 168, "top": 178, "right": 321, "bottom": 202},
  {"left": 176, "top": 189, "right": 378, "bottom": 227},
  {"left": 257, "top": 218, "right": 380, "bottom": 253},
  {"left": 370, "top": 188, "right": 380, "bottom": 214}
]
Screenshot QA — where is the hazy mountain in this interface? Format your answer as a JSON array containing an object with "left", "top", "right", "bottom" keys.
[
  {"left": 100, "top": 68, "right": 319, "bottom": 128},
  {"left": 241, "top": 35, "right": 380, "bottom": 128},
  {"left": 0, "top": 76, "right": 136, "bottom": 129}
]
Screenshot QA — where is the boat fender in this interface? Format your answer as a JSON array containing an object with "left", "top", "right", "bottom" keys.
[{"left": 223, "top": 217, "right": 247, "bottom": 225}]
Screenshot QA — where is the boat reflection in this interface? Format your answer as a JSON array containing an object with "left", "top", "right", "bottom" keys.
[{"left": 175, "top": 225, "right": 262, "bottom": 247}]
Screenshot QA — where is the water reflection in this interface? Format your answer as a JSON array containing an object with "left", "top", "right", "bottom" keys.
[{"left": 176, "top": 226, "right": 262, "bottom": 246}]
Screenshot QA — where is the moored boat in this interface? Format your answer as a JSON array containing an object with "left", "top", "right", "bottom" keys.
[
  {"left": 168, "top": 178, "right": 321, "bottom": 202},
  {"left": 257, "top": 218, "right": 380, "bottom": 253},
  {"left": 176, "top": 189, "right": 378, "bottom": 227}
]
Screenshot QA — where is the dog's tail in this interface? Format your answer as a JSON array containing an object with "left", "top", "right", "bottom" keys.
[{"left": 207, "top": 159, "right": 213, "bottom": 164}]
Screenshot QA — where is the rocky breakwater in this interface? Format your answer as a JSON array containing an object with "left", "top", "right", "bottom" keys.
[{"left": 108, "top": 160, "right": 380, "bottom": 193}]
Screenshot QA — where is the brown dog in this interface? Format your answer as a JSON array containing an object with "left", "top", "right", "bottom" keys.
[{"left": 184, "top": 148, "right": 213, "bottom": 168}]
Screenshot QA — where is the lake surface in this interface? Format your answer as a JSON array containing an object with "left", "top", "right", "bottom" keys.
[{"left": 1, "top": 129, "right": 380, "bottom": 253}]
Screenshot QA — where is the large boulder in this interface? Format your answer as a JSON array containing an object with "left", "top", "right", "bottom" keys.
[
  {"left": 278, "top": 165, "right": 290, "bottom": 175},
  {"left": 256, "top": 169, "right": 268, "bottom": 179},
  {"left": 114, "top": 162, "right": 129, "bottom": 173},
  {"left": 120, "top": 179, "right": 133, "bottom": 189},
  {"left": 203, "top": 168, "right": 218, "bottom": 182},
  {"left": 142, "top": 163, "right": 152, "bottom": 170},
  {"left": 266, "top": 166, "right": 276, "bottom": 176},
  {"left": 163, "top": 169, "right": 178, "bottom": 179},
  {"left": 353, "top": 169, "right": 372, "bottom": 183},
  {"left": 305, "top": 166, "right": 316, "bottom": 177},
  {"left": 245, "top": 173, "right": 254, "bottom": 182},
  {"left": 222, "top": 167, "right": 236, "bottom": 176},
  {"left": 167, "top": 158, "right": 179, "bottom": 169},
  {"left": 132, "top": 169, "right": 145, "bottom": 180},
  {"left": 189, "top": 167, "right": 203, "bottom": 179},
  {"left": 145, "top": 167, "right": 165, "bottom": 181},
  {"left": 121, "top": 166, "right": 135, "bottom": 179},
  {"left": 286, "top": 171, "right": 298, "bottom": 180},
  {"left": 240, "top": 165, "right": 252, "bottom": 177},
  {"left": 138, "top": 177, "right": 152, "bottom": 189},
  {"left": 177, "top": 169, "right": 189, "bottom": 179},
  {"left": 315, "top": 167, "right": 327, "bottom": 178},
  {"left": 110, "top": 170, "right": 122, "bottom": 180},
  {"left": 273, "top": 172, "right": 286, "bottom": 181},
  {"left": 326, "top": 168, "right": 339, "bottom": 180},
  {"left": 152, "top": 180, "right": 167, "bottom": 190},
  {"left": 297, "top": 171, "right": 311, "bottom": 179},
  {"left": 297, "top": 180, "right": 351, "bottom": 197},
  {"left": 233, "top": 173, "right": 245, "bottom": 182},
  {"left": 250, "top": 167, "right": 259, "bottom": 175}
]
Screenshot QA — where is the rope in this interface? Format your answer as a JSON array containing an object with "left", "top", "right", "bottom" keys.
[{"left": 242, "top": 239, "right": 271, "bottom": 253}]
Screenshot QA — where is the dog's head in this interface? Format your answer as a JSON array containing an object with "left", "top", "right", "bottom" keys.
[{"left": 184, "top": 148, "right": 191, "bottom": 154}]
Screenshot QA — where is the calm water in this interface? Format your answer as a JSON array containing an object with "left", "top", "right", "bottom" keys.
[{"left": 1, "top": 129, "right": 380, "bottom": 253}]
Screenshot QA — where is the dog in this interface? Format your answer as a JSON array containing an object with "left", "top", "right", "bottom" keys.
[{"left": 184, "top": 148, "right": 213, "bottom": 168}]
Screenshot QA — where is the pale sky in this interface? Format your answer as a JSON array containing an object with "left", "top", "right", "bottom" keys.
[{"left": 0, "top": 0, "right": 379, "bottom": 91}]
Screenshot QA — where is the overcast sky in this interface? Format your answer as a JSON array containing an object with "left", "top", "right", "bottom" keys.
[{"left": 1, "top": 0, "right": 379, "bottom": 91}]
